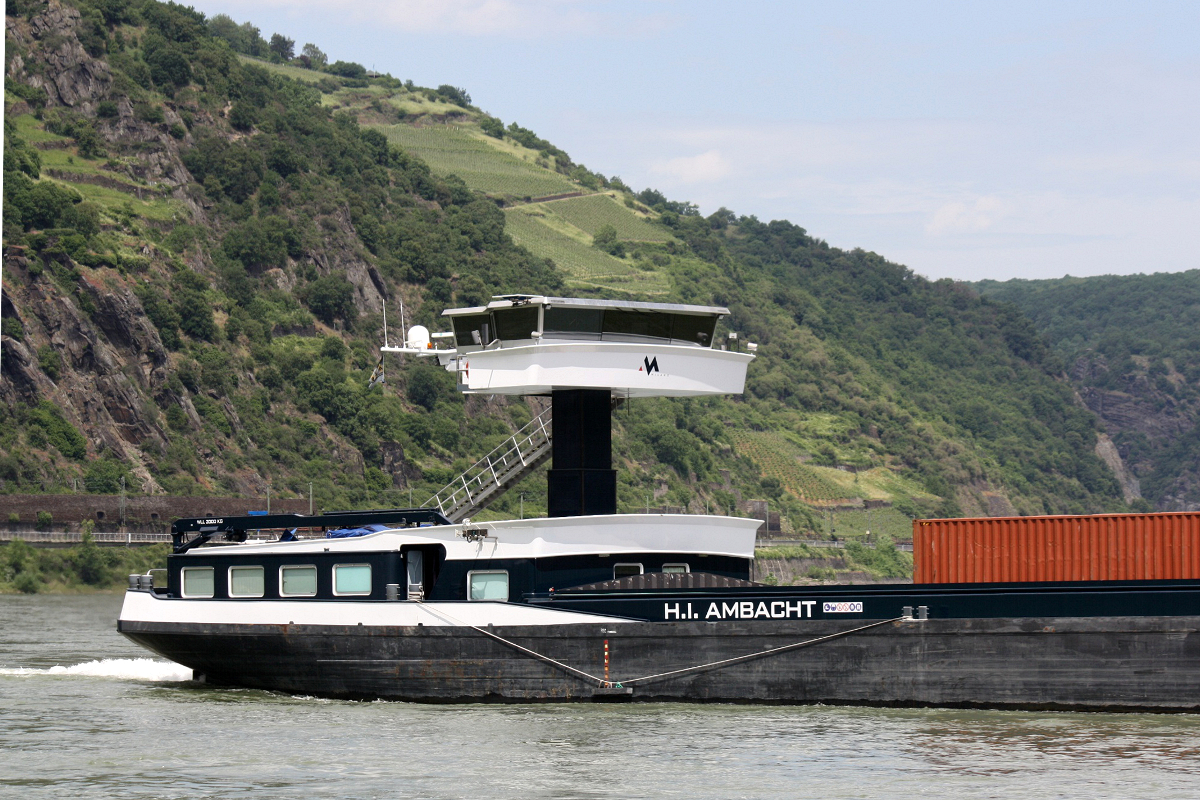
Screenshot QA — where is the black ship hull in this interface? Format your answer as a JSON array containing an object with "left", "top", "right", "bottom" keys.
[{"left": 119, "top": 613, "right": 1200, "bottom": 711}]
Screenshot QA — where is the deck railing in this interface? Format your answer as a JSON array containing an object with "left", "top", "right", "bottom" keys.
[{"left": 425, "top": 408, "right": 553, "bottom": 522}]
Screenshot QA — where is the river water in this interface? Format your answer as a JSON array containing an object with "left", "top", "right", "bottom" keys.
[{"left": 3, "top": 594, "right": 1200, "bottom": 799}]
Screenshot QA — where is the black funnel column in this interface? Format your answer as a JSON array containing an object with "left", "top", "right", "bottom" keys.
[{"left": 547, "top": 389, "right": 617, "bottom": 517}]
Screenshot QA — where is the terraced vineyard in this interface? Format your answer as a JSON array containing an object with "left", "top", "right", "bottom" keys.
[
  {"left": 543, "top": 194, "right": 673, "bottom": 242},
  {"left": 378, "top": 124, "right": 578, "bottom": 199},
  {"left": 504, "top": 206, "right": 670, "bottom": 294},
  {"left": 824, "top": 506, "right": 917, "bottom": 542},
  {"left": 730, "top": 430, "right": 852, "bottom": 503}
]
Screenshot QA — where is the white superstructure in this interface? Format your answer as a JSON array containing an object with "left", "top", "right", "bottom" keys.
[{"left": 382, "top": 295, "right": 754, "bottom": 398}]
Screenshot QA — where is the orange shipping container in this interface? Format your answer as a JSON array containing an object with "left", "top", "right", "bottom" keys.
[{"left": 913, "top": 512, "right": 1200, "bottom": 584}]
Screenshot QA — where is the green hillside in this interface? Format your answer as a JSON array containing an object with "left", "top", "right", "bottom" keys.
[
  {"left": 976, "top": 272, "right": 1200, "bottom": 510},
  {"left": 1, "top": 0, "right": 1131, "bottom": 536}
]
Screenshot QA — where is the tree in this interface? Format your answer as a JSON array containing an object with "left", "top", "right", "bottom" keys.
[
  {"left": 301, "top": 43, "right": 327, "bottom": 69},
  {"left": 208, "top": 13, "right": 241, "bottom": 48},
  {"left": 268, "top": 33, "right": 295, "bottom": 61},
  {"left": 437, "top": 85, "right": 471, "bottom": 107},
  {"left": 306, "top": 274, "right": 356, "bottom": 324},
  {"left": 327, "top": 60, "right": 366, "bottom": 79},
  {"left": 592, "top": 224, "right": 625, "bottom": 257},
  {"left": 239, "top": 22, "right": 267, "bottom": 56},
  {"left": 480, "top": 116, "right": 504, "bottom": 138},
  {"left": 145, "top": 44, "right": 192, "bottom": 88}
]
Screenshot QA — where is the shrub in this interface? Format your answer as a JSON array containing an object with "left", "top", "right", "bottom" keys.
[
  {"left": 36, "top": 510, "right": 52, "bottom": 530},
  {"left": 228, "top": 99, "right": 256, "bottom": 131},
  {"left": 37, "top": 345, "right": 61, "bottom": 380},
  {"left": 7, "top": 512, "right": 19, "bottom": 524},
  {"left": 84, "top": 458, "right": 128, "bottom": 494},
  {"left": 134, "top": 103, "right": 165, "bottom": 124},
  {"left": 14, "top": 571, "right": 42, "bottom": 594},
  {"left": 27, "top": 401, "right": 86, "bottom": 459},
  {"left": 97, "top": 100, "right": 119, "bottom": 118},
  {"left": 1, "top": 318, "right": 24, "bottom": 340}
]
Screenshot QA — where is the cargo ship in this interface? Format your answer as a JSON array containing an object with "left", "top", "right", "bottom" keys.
[{"left": 118, "top": 296, "right": 1200, "bottom": 710}]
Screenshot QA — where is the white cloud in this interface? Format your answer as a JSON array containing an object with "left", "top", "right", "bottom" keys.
[
  {"left": 650, "top": 149, "right": 732, "bottom": 184},
  {"left": 925, "top": 196, "right": 1008, "bottom": 236}
]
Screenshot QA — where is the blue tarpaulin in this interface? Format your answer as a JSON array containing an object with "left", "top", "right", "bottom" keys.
[{"left": 325, "top": 523, "right": 392, "bottom": 539}]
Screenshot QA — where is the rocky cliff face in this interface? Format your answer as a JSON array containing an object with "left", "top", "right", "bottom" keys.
[
  {"left": 6, "top": 1, "right": 110, "bottom": 109},
  {"left": 1073, "top": 354, "right": 1200, "bottom": 510}
]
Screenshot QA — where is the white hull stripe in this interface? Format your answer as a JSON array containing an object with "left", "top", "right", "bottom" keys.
[{"left": 119, "top": 591, "right": 631, "bottom": 628}]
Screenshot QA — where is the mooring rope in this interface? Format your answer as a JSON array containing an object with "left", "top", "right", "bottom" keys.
[
  {"left": 616, "top": 616, "right": 905, "bottom": 687},
  {"left": 414, "top": 602, "right": 909, "bottom": 689},
  {"left": 414, "top": 602, "right": 607, "bottom": 684}
]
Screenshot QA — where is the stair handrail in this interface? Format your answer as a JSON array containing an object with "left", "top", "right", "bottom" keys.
[{"left": 424, "top": 408, "right": 552, "bottom": 517}]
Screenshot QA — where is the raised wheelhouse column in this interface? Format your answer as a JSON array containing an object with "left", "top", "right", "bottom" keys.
[
  {"left": 384, "top": 295, "right": 755, "bottom": 520},
  {"left": 547, "top": 389, "right": 615, "bottom": 517}
]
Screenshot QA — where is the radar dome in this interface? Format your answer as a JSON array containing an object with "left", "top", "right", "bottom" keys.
[{"left": 407, "top": 325, "right": 431, "bottom": 349}]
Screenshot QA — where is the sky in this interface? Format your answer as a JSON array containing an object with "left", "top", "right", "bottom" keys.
[{"left": 183, "top": 0, "right": 1200, "bottom": 282}]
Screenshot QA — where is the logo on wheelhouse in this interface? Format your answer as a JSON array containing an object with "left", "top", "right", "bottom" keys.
[{"left": 641, "top": 357, "right": 660, "bottom": 374}]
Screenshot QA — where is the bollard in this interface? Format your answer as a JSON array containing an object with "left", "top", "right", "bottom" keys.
[
  {"left": 385, "top": 583, "right": 400, "bottom": 601},
  {"left": 128, "top": 574, "right": 140, "bottom": 590}
]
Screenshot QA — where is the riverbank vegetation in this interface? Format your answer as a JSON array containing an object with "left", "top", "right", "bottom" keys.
[{"left": 0, "top": 538, "right": 167, "bottom": 593}]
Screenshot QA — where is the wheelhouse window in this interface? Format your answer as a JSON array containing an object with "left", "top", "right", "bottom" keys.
[
  {"left": 334, "top": 564, "right": 372, "bottom": 596},
  {"left": 662, "top": 563, "right": 690, "bottom": 574},
  {"left": 492, "top": 306, "right": 539, "bottom": 342},
  {"left": 228, "top": 565, "right": 264, "bottom": 597},
  {"left": 280, "top": 565, "right": 318, "bottom": 597},
  {"left": 181, "top": 567, "right": 214, "bottom": 598},
  {"left": 614, "top": 563, "right": 644, "bottom": 579},
  {"left": 468, "top": 570, "right": 509, "bottom": 601},
  {"left": 452, "top": 313, "right": 492, "bottom": 347},
  {"left": 603, "top": 310, "right": 672, "bottom": 342},
  {"left": 543, "top": 306, "right": 602, "bottom": 340}
]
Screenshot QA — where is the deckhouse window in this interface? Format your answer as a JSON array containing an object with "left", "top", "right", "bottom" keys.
[
  {"left": 280, "top": 565, "right": 318, "bottom": 597},
  {"left": 229, "top": 566, "right": 264, "bottom": 597},
  {"left": 468, "top": 570, "right": 509, "bottom": 601},
  {"left": 663, "top": 564, "right": 690, "bottom": 574},
  {"left": 334, "top": 564, "right": 372, "bottom": 596},
  {"left": 614, "top": 563, "right": 643, "bottom": 579},
  {"left": 181, "top": 567, "right": 214, "bottom": 598}
]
